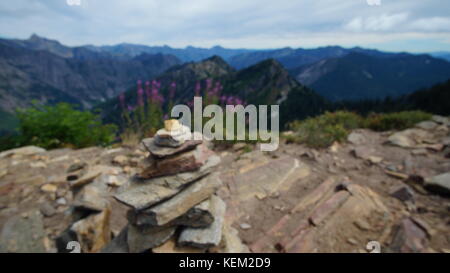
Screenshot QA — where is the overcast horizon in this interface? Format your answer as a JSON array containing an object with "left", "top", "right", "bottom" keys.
[{"left": 1, "top": 0, "right": 449, "bottom": 53}]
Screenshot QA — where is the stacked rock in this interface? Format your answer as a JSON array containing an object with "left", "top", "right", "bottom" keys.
[{"left": 104, "top": 119, "right": 227, "bottom": 253}]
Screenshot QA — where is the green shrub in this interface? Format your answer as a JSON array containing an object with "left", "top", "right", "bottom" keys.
[
  {"left": 288, "top": 111, "right": 357, "bottom": 148},
  {"left": 286, "top": 110, "right": 433, "bottom": 148},
  {"left": 16, "top": 103, "right": 117, "bottom": 149},
  {"left": 321, "top": 111, "right": 364, "bottom": 130},
  {"left": 365, "top": 111, "right": 432, "bottom": 131}
]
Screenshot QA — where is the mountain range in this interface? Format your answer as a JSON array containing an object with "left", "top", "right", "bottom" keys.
[
  {"left": 290, "top": 52, "right": 450, "bottom": 101},
  {"left": 1, "top": 34, "right": 449, "bottom": 132},
  {"left": 98, "top": 56, "right": 329, "bottom": 128}
]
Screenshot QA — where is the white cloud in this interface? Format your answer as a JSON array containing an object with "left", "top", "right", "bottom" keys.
[
  {"left": 409, "top": 17, "right": 450, "bottom": 32},
  {"left": 0, "top": 0, "right": 449, "bottom": 52},
  {"left": 345, "top": 13, "right": 409, "bottom": 32}
]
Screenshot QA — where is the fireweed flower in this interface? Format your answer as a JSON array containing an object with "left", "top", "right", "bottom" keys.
[
  {"left": 145, "top": 81, "right": 151, "bottom": 100},
  {"left": 205, "top": 78, "right": 213, "bottom": 92},
  {"left": 136, "top": 80, "right": 144, "bottom": 107},
  {"left": 220, "top": 95, "right": 227, "bottom": 105},
  {"left": 127, "top": 105, "right": 135, "bottom": 112},
  {"left": 137, "top": 90, "right": 144, "bottom": 107},
  {"left": 194, "top": 82, "right": 201, "bottom": 97},
  {"left": 151, "top": 84, "right": 164, "bottom": 105},
  {"left": 226, "top": 96, "right": 235, "bottom": 105}
]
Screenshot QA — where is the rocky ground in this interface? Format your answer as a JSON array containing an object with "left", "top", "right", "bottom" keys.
[{"left": 0, "top": 116, "right": 449, "bottom": 253}]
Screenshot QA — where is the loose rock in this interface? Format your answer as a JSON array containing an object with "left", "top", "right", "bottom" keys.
[
  {"left": 178, "top": 195, "right": 226, "bottom": 248},
  {"left": 424, "top": 172, "right": 450, "bottom": 196},
  {"left": 127, "top": 224, "right": 176, "bottom": 253}
]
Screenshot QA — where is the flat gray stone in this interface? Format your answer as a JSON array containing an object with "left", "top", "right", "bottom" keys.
[
  {"left": 129, "top": 198, "right": 213, "bottom": 228},
  {"left": 390, "top": 185, "right": 415, "bottom": 203},
  {"left": 415, "top": 121, "right": 438, "bottom": 130},
  {"left": 127, "top": 224, "right": 176, "bottom": 253},
  {"left": 130, "top": 173, "right": 222, "bottom": 226},
  {"left": 387, "top": 129, "right": 432, "bottom": 148},
  {"left": 178, "top": 195, "right": 226, "bottom": 249},
  {"left": 0, "top": 210, "right": 47, "bottom": 253},
  {"left": 432, "top": 115, "right": 449, "bottom": 125},
  {"left": 101, "top": 226, "right": 129, "bottom": 253},
  {"left": 72, "top": 185, "right": 109, "bottom": 213},
  {"left": 389, "top": 218, "right": 427, "bottom": 253},
  {"left": 40, "top": 202, "right": 56, "bottom": 217},
  {"left": 114, "top": 155, "right": 221, "bottom": 210},
  {"left": 68, "top": 165, "right": 105, "bottom": 188},
  {"left": 425, "top": 172, "right": 450, "bottom": 196},
  {"left": 142, "top": 138, "right": 202, "bottom": 158},
  {"left": 347, "top": 132, "right": 366, "bottom": 145}
]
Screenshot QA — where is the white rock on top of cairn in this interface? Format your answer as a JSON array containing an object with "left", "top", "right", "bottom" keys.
[
  {"left": 104, "top": 119, "right": 243, "bottom": 253},
  {"left": 154, "top": 120, "right": 192, "bottom": 147}
]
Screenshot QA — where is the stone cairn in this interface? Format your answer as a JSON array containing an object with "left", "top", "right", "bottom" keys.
[{"left": 103, "top": 119, "right": 230, "bottom": 253}]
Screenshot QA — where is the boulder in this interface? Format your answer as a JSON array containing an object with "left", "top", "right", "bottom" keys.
[
  {"left": 178, "top": 195, "right": 226, "bottom": 249},
  {"left": 129, "top": 174, "right": 222, "bottom": 226}
]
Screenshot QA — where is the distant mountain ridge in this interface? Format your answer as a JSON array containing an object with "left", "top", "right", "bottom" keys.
[
  {"left": 99, "top": 56, "right": 328, "bottom": 128},
  {"left": 290, "top": 52, "right": 450, "bottom": 101},
  {"left": 1, "top": 34, "right": 450, "bottom": 133},
  {"left": 0, "top": 39, "right": 181, "bottom": 115},
  {"left": 10, "top": 34, "right": 450, "bottom": 65}
]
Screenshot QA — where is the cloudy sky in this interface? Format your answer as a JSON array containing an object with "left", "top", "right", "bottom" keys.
[{"left": 0, "top": 0, "right": 449, "bottom": 52}]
